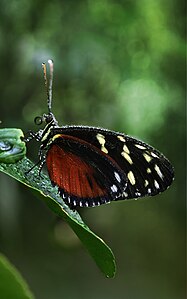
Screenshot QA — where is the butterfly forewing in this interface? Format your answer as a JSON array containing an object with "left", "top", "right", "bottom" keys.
[
  {"left": 49, "top": 126, "right": 174, "bottom": 202},
  {"left": 46, "top": 134, "right": 127, "bottom": 207}
]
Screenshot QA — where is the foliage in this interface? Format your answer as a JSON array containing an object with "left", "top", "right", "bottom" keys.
[
  {"left": 0, "top": 1, "right": 185, "bottom": 298},
  {"left": 0, "top": 253, "right": 34, "bottom": 299}
]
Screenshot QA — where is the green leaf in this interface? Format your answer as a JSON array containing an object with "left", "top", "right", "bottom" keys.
[
  {"left": 0, "top": 129, "right": 116, "bottom": 278},
  {"left": 0, "top": 253, "right": 34, "bottom": 299},
  {"left": 0, "top": 128, "right": 26, "bottom": 163}
]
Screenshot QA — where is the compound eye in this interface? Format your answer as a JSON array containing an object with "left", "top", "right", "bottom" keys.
[
  {"left": 45, "top": 113, "right": 53, "bottom": 123},
  {"left": 34, "top": 116, "right": 43, "bottom": 125}
]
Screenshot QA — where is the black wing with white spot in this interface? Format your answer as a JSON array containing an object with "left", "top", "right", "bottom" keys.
[{"left": 49, "top": 126, "right": 174, "bottom": 203}]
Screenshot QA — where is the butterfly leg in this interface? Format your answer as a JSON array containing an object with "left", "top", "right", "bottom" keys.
[
  {"left": 21, "top": 130, "right": 43, "bottom": 142},
  {"left": 25, "top": 153, "right": 46, "bottom": 176}
]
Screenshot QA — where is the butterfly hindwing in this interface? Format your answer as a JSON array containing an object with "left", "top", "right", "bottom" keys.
[{"left": 46, "top": 133, "right": 127, "bottom": 207}]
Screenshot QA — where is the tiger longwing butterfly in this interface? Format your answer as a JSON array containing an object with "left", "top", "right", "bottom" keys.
[{"left": 24, "top": 60, "right": 174, "bottom": 209}]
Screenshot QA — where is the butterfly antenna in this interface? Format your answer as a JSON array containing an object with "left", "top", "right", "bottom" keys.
[
  {"left": 47, "top": 59, "right": 54, "bottom": 114},
  {"left": 42, "top": 62, "right": 50, "bottom": 111},
  {"left": 42, "top": 60, "right": 53, "bottom": 114}
]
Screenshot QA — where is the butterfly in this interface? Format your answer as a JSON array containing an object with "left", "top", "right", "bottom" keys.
[{"left": 24, "top": 60, "right": 174, "bottom": 208}]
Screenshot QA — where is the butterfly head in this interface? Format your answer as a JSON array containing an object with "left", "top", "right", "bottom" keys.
[{"left": 34, "top": 112, "right": 58, "bottom": 127}]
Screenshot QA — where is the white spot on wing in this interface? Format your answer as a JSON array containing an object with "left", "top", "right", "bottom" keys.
[
  {"left": 154, "top": 180, "right": 160, "bottom": 189},
  {"left": 155, "top": 164, "right": 164, "bottom": 179},
  {"left": 144, "top": 180, "right": 149, "bottom": 187},
  {"left": 143, "top": 153, "right": 152, "bottom": 162},
  {"left": 114, "top": 171, "right": 121, "bottom": 182},
  {"left": 148, "top": 188, "right": 152, "bottom": 194},
  {"left": 121, "top": 143, "right": 133, "bottom": 164},
  {"left": 111, "top": 184, "right": 118, "bottom": 192},
  {"left": 147, "top": 168, "right": 151, "bottom": 173},
  {"left": 135, "top": 144, "right": 146, "bottom": 150},
  {"left": 135, "top": 191, "right": 141, "bottom": 196},
  {"left": 117, "top": 135, "right": 126, "bottom": 142},
  {"left": 73, "top": 200, "right": 76, "bottom": 206},
  {"left": 121, "top": 152, "right": 133, "bottom": 164},
  {"left": 127, "top": 171, "right": 136, "bottom": 185},
  {"left": 123, "top": 144, "right": 130, "bottom": 154},
  {"left": 123, "top": 192, "right": 128, "bottom": 197},
  {"left": 96, "top": 133, "right": 108, "bottom": 154},
  {"left": 151, "top": 152, "right": 159, "bottom": 158}
]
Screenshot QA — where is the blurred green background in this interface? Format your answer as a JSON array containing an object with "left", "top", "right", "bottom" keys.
[{"left": 0, "top": 1, "right": 185, "bottom": 299}]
